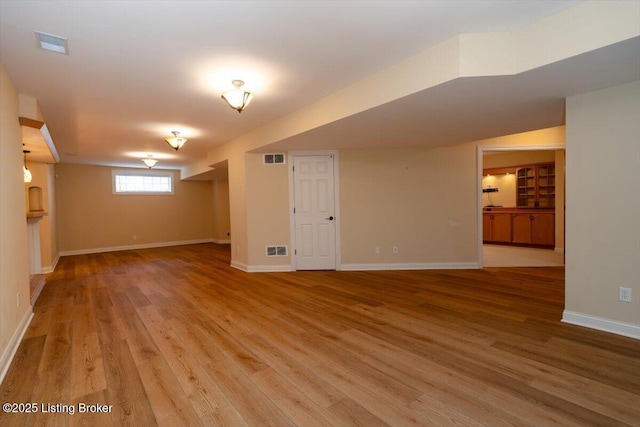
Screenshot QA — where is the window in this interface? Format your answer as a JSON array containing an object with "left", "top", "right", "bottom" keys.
[{"left": 112, "top": 170, "right": 174, "bottom": 195}]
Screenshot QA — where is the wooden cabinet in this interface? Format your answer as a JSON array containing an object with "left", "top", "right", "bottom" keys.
[
  {"left": 484, "top": 209, "right": 554, "bottom": 247},
  {"left": 516, "top": 163, "right": 555, "bottom": 208},
  {"left": 483, "top": 213, "right": 511, "bottom": 243},
  {"left": 512, "top": 212, "right": 555, "bottom": 246}
]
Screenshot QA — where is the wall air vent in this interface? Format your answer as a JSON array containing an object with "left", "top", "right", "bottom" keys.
[
  {"left": 34, "top": 31, "right": 69, "bottom": 54},
  {"left": 266, "top": 246, "right": 288, "bottom": 257},
  {"left": 263, "top": 153, "right": 286, "bottom": 165}
]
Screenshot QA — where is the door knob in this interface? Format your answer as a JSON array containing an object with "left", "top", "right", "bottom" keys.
[{"left": 325, "top": 216, "right": 334, "bottom": 221}]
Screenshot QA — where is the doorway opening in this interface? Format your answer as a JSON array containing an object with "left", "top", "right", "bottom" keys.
[{"left": 478, "top": 146, "right": 565, "bottom": 267}]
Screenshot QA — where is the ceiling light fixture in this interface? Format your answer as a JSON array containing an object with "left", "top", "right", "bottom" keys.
[
  {"left": 142, "top": 155, "right": 159, "bottom": 168},
  {"left": 23, "top": 148, "right": 32, "bottom": 183},
  {"left": 165, "top": 131, "right": 187, "bottom": 151},
  {"left": 221, "top": 80, "right": 254, "bottom": 113}
]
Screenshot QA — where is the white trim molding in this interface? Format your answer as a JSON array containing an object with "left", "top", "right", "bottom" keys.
[
  {"left": 247, "top": 265, "right": 293, "bottom": 273},
  {"left": 562, "top": 310, "right": 640, "bottom": 340},
  {"left": 341, "top": 262, "right": 479, "bottom": 271},
  {"left": 59, "top": 238, "right": 215, "bottom": 256},
  {"left": 230, "top": 261, "right": 292, "bottom": 273},
  {"left": 42, "top": 253, "right": 60, "bottom": 273},
  {"left": 0, "top": 309, "right": 33, "bottom": 384},
  {"left": 230, "top": 260, "right": 249, "bottom": 272},
  {"left": 212, "top": 239, "right": 231, "bottom": 244}
]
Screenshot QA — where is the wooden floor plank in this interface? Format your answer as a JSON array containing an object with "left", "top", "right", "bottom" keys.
[
  {"left": 101, "top": 339, "right": 158, "bottom": 426},
  {"left": 251, "top": 367, "right": 342, "bottom": 427},
  {"left": 1, "top": 243, "right": 638, "bottom": 426},
  {"left": 136, "top": 355, "right": 204, "bottom": 427}
]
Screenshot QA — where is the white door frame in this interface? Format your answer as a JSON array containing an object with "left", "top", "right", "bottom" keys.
[
  {"left": 476, "top": 144, "right": 565, "bottom": 267},
  {"left": 288, "top": 150, "right": 341, "bottom": 271}
]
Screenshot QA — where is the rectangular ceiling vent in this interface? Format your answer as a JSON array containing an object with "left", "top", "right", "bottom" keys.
[
  {"left": 34, "top": 31, "right": 69, "bottom": 54},
  {"left": 263, "top": 153, "right": 285, "bottom": 165},
  {"left": 266, "top": 246, "right": 287, "bottom": 257}
]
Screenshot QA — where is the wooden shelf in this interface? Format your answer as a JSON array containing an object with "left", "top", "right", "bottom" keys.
[{"left": 516, "top": 163, "right": 555, "bottom": 209}]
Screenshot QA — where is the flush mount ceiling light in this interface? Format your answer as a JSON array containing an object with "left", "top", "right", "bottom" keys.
[
  {"left": 34, "top": 31, "right": 69, "bottom": 54},
  {"left": 23, "top": 148, "right": 32, "bottom": 183},
  {"left": 221, "top": 80, "right": 254, "bottom": 113},
  {"left": 142, "top": 155, "right": 159, "bottom": 168},
  {"left": 165, "top": 131, "right": 187, "bottom": 151}
]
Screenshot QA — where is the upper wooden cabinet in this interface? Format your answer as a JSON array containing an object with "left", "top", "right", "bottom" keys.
[{"left": 516, "top": 163, "right": 555, "bottom": 208}]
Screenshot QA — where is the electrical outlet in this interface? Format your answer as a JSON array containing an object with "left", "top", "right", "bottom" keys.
[
  {"left": 132, "top": 234, "right": 137, "bottom": 240},
  {"left": 375, "top": 246, "right": 380, "bottom": 254},
  {"left": 16, "top": 293, "right": 20, "bottom": 307},
  {"left": 392, "top": 246, "right": 398, "bottom": 255},
  {"left": 619, "top": 287, "right": 632, "bottom": 302}
]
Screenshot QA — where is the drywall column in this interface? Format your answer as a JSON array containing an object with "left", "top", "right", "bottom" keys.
[
  {"left": 227, "top": 152, "right": 249, "bottom": 270},
  {"left": 0, "top": 61, "right": 32, "bottom": 382},
  {"left": 564, "top": 80, "right": 640, "bottom": 338}
]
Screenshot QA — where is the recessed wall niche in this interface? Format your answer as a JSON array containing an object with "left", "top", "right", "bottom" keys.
[{"left": 28, "top": 186, "right": 44, "bottom": 212}]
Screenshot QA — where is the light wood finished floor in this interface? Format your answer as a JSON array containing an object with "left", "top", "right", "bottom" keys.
[{"left": 1, "top": 243, "right": 638, "bottom": 426}]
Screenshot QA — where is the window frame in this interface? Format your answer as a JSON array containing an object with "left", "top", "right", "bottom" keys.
[{"left": 112, "top": 169, "right": 174, "bottom": 195}]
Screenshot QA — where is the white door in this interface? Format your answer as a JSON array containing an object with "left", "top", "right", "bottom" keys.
[{"left": 293, "top": 155, "right": 336, "bottom": 270}]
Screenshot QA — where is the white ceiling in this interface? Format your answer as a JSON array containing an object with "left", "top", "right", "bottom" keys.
[{"left": 1, "top": 0, "right": 635, "bottom": 172}]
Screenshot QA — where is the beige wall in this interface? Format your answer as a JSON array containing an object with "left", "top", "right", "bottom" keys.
[
  {"left": 236, "top": 127, "right": 565, "bottom": 269},
  {"left": 337, "top": 128, "right": 565, "bottom": 267},
  {"left": 555, "top": 150, "right": 565, "bottom": 251},
  {"left": 565, "top": 80, "right": 640, "bottom": 327},
  {"left": 0, "top": 62, "right": 31, "bottom": 370},
  {"left": 245, "top": 153, "right": 291, "bottom": 267},
  {"left": 24, "top": 162, "right": 58, "bottom": 271},
  {"left": 483, "top": 150, "right": 556, "bottom": 169},
  {"left": 55, "top": 164, "right": 214, "bottom": 253},
  {"left": 212, "top": 178, "right": 231, "bottom": 243},
  {"left": 340, "top": 145, "right": 478, "bottom": 265},
  {"left": 482, "top": 174, "right": 517, "bottom": 208},
  {"left": 228, "top": 152, "right": 249, "bottom": 267}
]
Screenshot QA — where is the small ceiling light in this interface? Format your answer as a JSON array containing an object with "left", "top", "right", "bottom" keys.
[
  {"left": 142, "top": 155, "right": 159, "bottom": 168},
  {"left": 165, "top": 131, "right": 187, "bottom": 151},
  {"left": 23, "top": 149, "right": 32, "bottom": 183},
  {"left": 221, "top": 80, "right": 254, "bottom": 113},
  {"left": 34, "top": 31, "right": 69, "bottom": 54}
]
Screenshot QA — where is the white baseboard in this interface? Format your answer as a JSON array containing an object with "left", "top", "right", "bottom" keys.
[
  {"left": 340, "top": 262, "right": 479, "bottom": 271},
  {"left": 562, "top": 310, "right": 640, "bottom": 340},
  {"left": 41, "top": 253, "right": 60, "bottom": 273},
  {"left": 59, "top": 238, "right": 216, "bottom": 256},
  {"left": 247, "top": 265, "right": 292, "bottom": 273},
  {"left": 230, "top": 260, "right": 249, "bottom": 272},
  {"left": 230, "top": 261, "right": 291, "bottom": 273},
  {"left": 554, "top": 247, "right": 565, "bottom": 254},
  {"left": 212, "top": 239, "right": 231, "bottom": 244},
  {"left": 0, "top": 308, "right": 33, "bottom": 385},
  {"left": 231, "top": 261, "right": 478, "bottom": 273}
]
